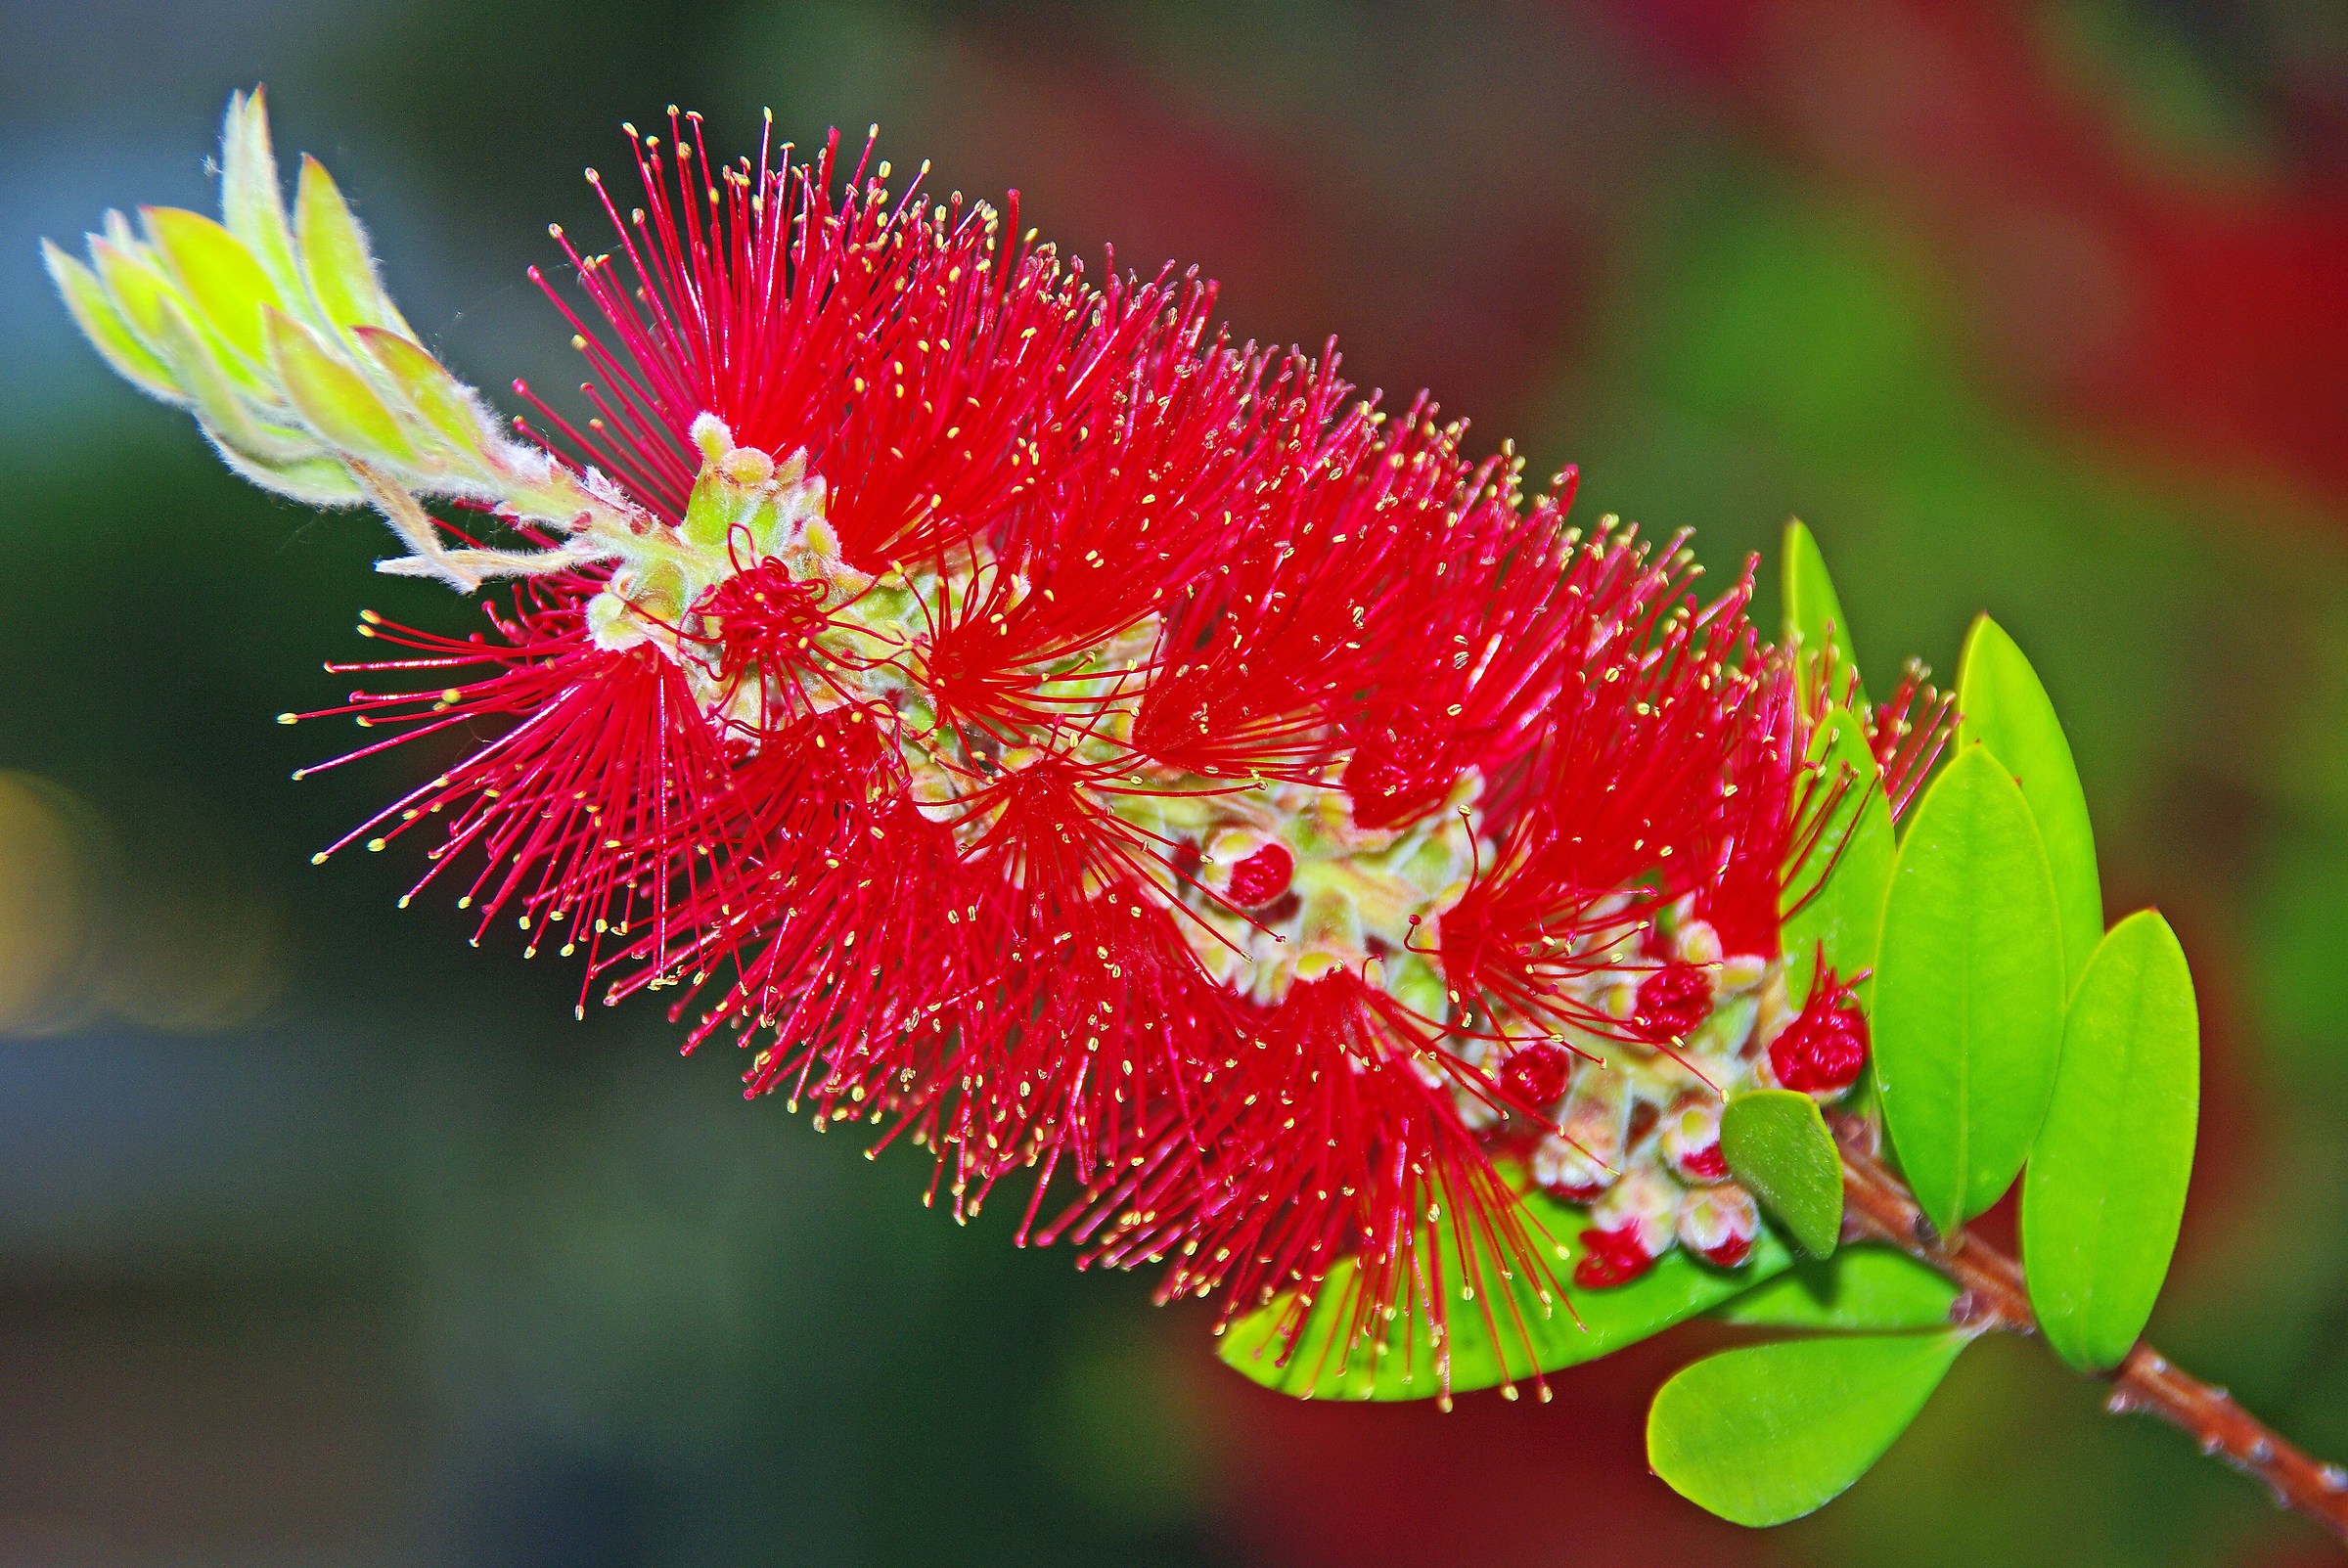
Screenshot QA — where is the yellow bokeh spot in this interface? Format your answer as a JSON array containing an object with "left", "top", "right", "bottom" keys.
[{"left": 0, "top": 772, "right": 96, "bottom": 1034}]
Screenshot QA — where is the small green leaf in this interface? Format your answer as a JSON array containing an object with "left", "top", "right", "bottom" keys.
[
  {"left": 87, "top": 232, "right": 184, "bottom": 356},
  {"left": 355, "top": 326, "right": 494, "bottom": 462},
  {"left": 1957, "top": 616, "right": 2102, "bottom": 994},
  {"left": 2021, "top": 911, "right": 2199, "bottom": 1371},
  {"left": 211, "top": 439, "right": 370, "bottom": 506},
  {"left": 1783, "top": 703, "right": 1896, "bottom": 1004},
  {"left": 140, "top": 204, "right": 283, "bottom": 368},
  {"left": 220, "top": 88, "right": 302, "bottom": 299},
  {"left": 1721, "top": 1090, "right": 1843, "bottom": 1258},
  {"left": 1648, "top": 1331, "right": 1968, "bottom": 1527},
  {"left": 43, "top": 241, "right": 182, "bottom": 402},
  {"left": 146, "top": 292, "right": 294, "bottom": 462},
  {"left": 1216, "top": 1187, "right": 1792, "bottom": 1401},
  {"left": 1710, "top": 1245, "right": 1958, "bottom": 1331},
  {"left": 1783, "top": 518, "right": 1866, "bottom": 707},
  {"left": 145, "top": 296, "right": 344, "bottom": 505},
  {"left": 265, "top": 307, "right": 417, "bottom": 467},
  {"left": 296, "top": 155, "right": 414, "bottom": 338},
  {"left": 1873, "top": 743, "right": 2067, "bottom": 1235}
]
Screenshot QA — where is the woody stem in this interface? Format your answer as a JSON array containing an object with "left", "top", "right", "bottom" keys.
[{"left": 1829, "top": 1118, "right": 2348, "bottom": 1546}]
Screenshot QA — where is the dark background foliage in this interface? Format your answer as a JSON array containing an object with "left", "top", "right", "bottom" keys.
[{"left": 3, "top": 2, "right": 2346, "bottom": 1563}]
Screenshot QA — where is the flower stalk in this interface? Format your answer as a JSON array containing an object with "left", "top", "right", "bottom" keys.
[{"left": 1833, "top": 1119, "right": 2348, "bottom": 1542}]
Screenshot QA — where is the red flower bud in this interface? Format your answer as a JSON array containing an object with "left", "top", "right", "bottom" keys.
[
  {"left": 1531, "top": 1137, "right": 1612, "bottom": 1202},
  {"left": 1573, "top": 1225, "right": 1660, "bottom": 1288},
  {"left": 1634, "top": 960, "right": 1713, "bottom": 1042},
  {"left": 1224, "top": 842, "right": 1295, "bottom": 909},
  {"left": 1770, "top": 974, "right": 1870, "bottom": 1096},
  {"left": 1661, "top": 1092, "right": 1729, "bottom": 1182},
  {"left": 1500, "top": 1040, "right": 1574, "bottom": 1110},
  {"left": 1677, "top": 1184, "right": 1758, "bottom": 1268}
]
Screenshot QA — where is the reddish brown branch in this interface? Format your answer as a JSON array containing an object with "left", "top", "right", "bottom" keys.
[{"left": 1831, "top": 1125, "right": 2348, "bottom": 1545}]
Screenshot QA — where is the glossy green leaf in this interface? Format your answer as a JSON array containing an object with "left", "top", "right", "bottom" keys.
[
  {"left": 296, "top": 155, "right": 414, "bottom": 338},
  {"left": 1872, "top": 743, "right": 2067, "bottom": 1235},
  {"left": 1783, "top": 518, "right": 1866, "bottom": 707},
  {"left": 141, "top": 204, "right": 282, "bottom": 367},
  {"left": 1721, "top": 1090, "right": 1843, "bottom": 1258},
  {"left": 44, "top": 241, "right": 181, "bottom": 402},
  {"left": 1710, "top": 1245, "right": 1958, "bottom": 1330},
  {"left": 1783, "top": 703, "right": 1897, "bottom": 1005},
  {"left": 1957, "top": 616, "right": 2102, "bottom": 994},
  {"left": 1216, "top": 1187, "right": 1791, "bottom": 1401},
  {"left": 1648, "top": 1331, "right": 1968, "bottom": 1527},
  {"left": 2021, "top": 911, "right": 2199, "bottom": 1371},
  {"left": 265, "top": 307, "right": 417, "bottom": 467}
]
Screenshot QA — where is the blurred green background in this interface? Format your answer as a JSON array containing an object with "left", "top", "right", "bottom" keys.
[{"left": 5, "top": 2, "right": 2348, "bottom": 1563}]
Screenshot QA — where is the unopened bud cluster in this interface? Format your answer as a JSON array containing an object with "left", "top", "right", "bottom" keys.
[{"left": 1472, "top": 910, "right": 1869, "bottom": 1285}]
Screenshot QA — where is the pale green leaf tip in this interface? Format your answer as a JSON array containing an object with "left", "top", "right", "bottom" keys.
[
  {"left": 1780, "top": 516, "right": 1866, "bottom": 706},
  {"left": 1954, "top": 612, "right": 2102, "bottom": 991}
]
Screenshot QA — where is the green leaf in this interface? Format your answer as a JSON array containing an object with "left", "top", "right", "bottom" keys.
[
  {"left": 2021, "top": 911, "right": 2199, "bottom": 1371},
  {"left": 296, "top": 155, "right": 414, "bottom": 338},
  {"left": 43, "top": 241, "right": 182, "bottom": 403},
  {"left": 1783, "top": 518, "right": 1866, "bottom": 707},
  {"left": 1711, "top": 1245, "right": 1958, "bottom": 1330},
  {"left": 1872, "top": 743, "right": 2067, "bottom": 1235},
  {"left": 140, "top": 204, "right": 283, "bottom": 368},
  {"left": 144, "top": 292, "right": 298, "bottom": 463},
  {"left": 356, "top": 326, "right": 494, "bottom": 462},
  {"left": 1957, "top": 616, "right": 2102, "bottom": 994},
  {"left": 1783, "top": 703, "right": 1897, "bottom": 1005},
  {"left": 87, "top": 232, "right": 185, "bottom": 357},
  {"left": 1216, "top": 1187, "right": 1792, "bottom": 1401},
  {"left": 1648, "top": 1331, "right": 1969, "bottom": 1527},
  {"left": 1721, "top": 1090, "right": 1843, "bottom": 1258},
  {"left": 144, "top": 295, "right": 352, "bottom": 507},
  {"left": 219, "top": 88, "right": 302, "bottom": 299},
  {"left": 211, "top": 439, "right": 371, "bottom": 507},
  {"left": 264, "top": 307, "right": 417, "bottom": 467}
]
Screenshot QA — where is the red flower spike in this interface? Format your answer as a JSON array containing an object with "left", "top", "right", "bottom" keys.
[
  {"left": 79, "top": 100, "right": 1883, "bottom": 1381},
  {"left": 1061, "top": 973, "right": 1561, "bottom": 1401},
  {"left": 1770, "top": 969, "right": 1872, "bottom": 1096},
  {"left": 610, "top": 712, "right": 977, "bottom": 1070},
  {"left": 1126, "top": 354, "right": 1391, "bottom": 779},
  {"left": 1338, "top": 463, "right": 1584, "bottom": 829}
]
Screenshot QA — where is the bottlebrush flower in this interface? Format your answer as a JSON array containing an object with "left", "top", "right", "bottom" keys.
[{"left": 49, "top": 91, "right": 1955, "bottom": 1400}]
